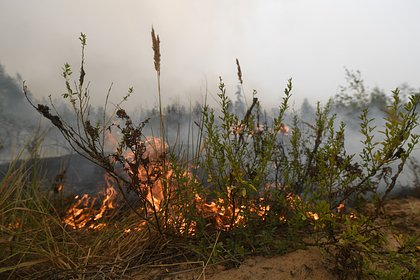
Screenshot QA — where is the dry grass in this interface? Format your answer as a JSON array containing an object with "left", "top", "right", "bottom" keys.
[{"left": 0, "top": 154, "right": 193, "bottom": 279}]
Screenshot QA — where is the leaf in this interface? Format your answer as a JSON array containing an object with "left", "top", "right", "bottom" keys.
[{"left": 241, "top": 188, "right": 247, "bottom": 197}]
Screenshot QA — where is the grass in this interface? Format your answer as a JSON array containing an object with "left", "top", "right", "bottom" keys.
[{"left": 0, "top": 161, "right": 187, "bottom": 279}]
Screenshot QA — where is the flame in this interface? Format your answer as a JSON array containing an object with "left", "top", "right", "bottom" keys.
[
  {"left": 284, "top": 192, "right": 322, "bottom": 221},
  {"left": 142, "top": 137, "right": 168, "bottom": 161},
  {"left": 306, "top": 211, "right": 320, "bottom": 221},
  {"left": 62, "top": 172, "right": 321, "bottom": 233},
  {"left": 62, "top": 136, "right": 182, "bottom": 232},
  {"left": 7, "top": 218, "right": 22, "bottom": 230},
  {"left": 337, "top": 203, "right": 345, "bottom": 213},
  {"left": 63, "top": 185, "right": 117, "bottom": 230},
  {"left": 279, "top": 123, "right": 290, "bottom": 134}
]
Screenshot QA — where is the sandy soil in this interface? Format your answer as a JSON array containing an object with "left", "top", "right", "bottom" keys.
[
  {"left": 204, "top": 247, "right": 335, "bottom": 280},
  {"left": 134, "top": 246, "right": 335, "bottom": 280},
  {"left": 134, "top": 196, "right": 420, "bottom": 280}
]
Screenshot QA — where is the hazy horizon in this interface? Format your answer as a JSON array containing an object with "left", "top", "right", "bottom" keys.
[{"left": 1, "top": 0, "right": 420, "bottom": 111}]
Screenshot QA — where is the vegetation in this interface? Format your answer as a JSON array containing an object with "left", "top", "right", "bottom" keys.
[{"left": 1, "top": 31, "right": 419, "bottom": 279}]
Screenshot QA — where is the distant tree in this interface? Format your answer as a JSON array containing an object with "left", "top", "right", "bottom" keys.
[
  {"left": 192, "top": 101, "right": 202, "bottom": 119},
  {"left": 369, "top": 87, "right": 388, "bottom": 112},
  {"left": 300, "top": 97, "right": 315, "bottom": 120},
  {"left": 0, "top": 63, "right": 26, "bottom": 105},
  {"left": 0, "top": 63, "right": 38, "bottom": 155},
  {"left": 334, "top": 68, "right": 419, "bottom": 117},
  {"left": 334, "top": 68, "right": 369, "bottom": 112},
  {"left": 234, "top": 85, "right": 246, "bottom": 118}
]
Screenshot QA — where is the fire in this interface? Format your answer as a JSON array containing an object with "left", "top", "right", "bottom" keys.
[
  {"left": 62, "top": 136, "right": 176, "bottom": 232},
  {"left": 285, "top": 192, "right": 320, "bottom": 221},
  {"left": 199, "top": 198, "right": 244, "bottom": 229},
  {"left": 7, "top": 218, "right": 22, "bottom": 230},
  {"left": 63, "top": 186, "right": 117, "bottom": 230},
  {"left": 61, "top": 135, "right": 338, "bottom": 234},
  {"left": 142, "top": 137, "right": 168, "bottom": 161},
  {"left": 62, "top": 171, "right": 320, "bottom": 233},
  {"left": 306, "top": 211, "right": 320, "bottom": 221},
  {"left": 279, "top": 123, "right": 290, "bottom": 135}
]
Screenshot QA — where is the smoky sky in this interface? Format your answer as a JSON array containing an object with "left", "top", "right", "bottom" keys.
[{"left": 1, "top": 0, "right": 420, "bottom": 112}]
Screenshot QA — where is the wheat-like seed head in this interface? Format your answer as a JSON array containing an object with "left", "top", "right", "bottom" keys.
[
  {"left": 236, "top": 58, "right": 243, "bottom": 84},
  {"left": 151, "top": 27, "right": 161, "bottom": 75}
]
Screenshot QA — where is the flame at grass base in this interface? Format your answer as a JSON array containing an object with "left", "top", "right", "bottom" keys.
[
  {"left": 61, "top": 136, "right": 339, "bottom": 234},
  {"left": 63, "top": 185, "right": 117, "bottom": 230}
]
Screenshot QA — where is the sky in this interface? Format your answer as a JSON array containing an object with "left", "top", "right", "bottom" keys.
[{"left": 1, "top": 0, "right": 419, "bottom": 111}]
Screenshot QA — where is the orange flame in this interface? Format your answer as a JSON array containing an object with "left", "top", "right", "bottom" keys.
[
  {"left": 279, "top": 123, "right": 290, "bottom": 134},
  {"left": 63, "top": 186, "right": 117, "bottom": 230}
]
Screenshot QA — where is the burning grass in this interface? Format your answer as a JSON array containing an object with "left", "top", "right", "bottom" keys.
[
  {"left": 2, "top": 138, "right": 418, "bottom": 279},
  {"left": 0, "top": 159, "right": 196, "bottom": 279},
  {"left": 0, "top": 156, "right": 302, "bottom": 279},
  {"left": 0, "top": 138, "right": 335, "bottom": 279}
]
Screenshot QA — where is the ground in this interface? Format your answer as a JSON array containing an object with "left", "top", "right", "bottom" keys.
[{"left": 204, "top": 247, "right": 335, "bottom": 280}]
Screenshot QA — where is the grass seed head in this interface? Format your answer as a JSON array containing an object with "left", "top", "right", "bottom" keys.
[
  {"left": 151, "top": 27, "right": 161, "bottom": 75},
  {"left": 236, "top": 58, "right": 243, "bottom": 84}
]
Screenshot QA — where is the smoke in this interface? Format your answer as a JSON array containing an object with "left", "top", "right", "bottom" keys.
[
  {"left": 1, "top": 61, "right": 419, "bottom": 197},
  {"left": 0, "top": 63, "right": 39, "bottom": 161},
  {"left": 0, "top": 63, "right": 86, "bottom": 161},
  {"left": 326, "top": 74, "right": 420, "bottom": 194}
]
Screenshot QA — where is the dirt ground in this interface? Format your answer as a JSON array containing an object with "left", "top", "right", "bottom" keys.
[
  {"left": 134, "top": 196, "right": 420, "bottom": 280},
  {"left": 134, "top": 246, "right": 334, "bottom": 280},
  {"left": 204, "top": 247, "right": 335, "bottom": 280}
]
